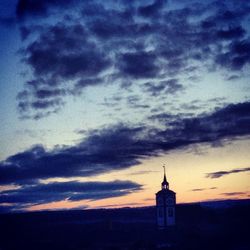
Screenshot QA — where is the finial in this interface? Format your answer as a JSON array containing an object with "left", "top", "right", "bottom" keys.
[{"left": 163, "top": 164, "right": 166, "bottom": 176}]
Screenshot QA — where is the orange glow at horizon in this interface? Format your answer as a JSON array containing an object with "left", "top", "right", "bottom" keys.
[{"left": 20, "top": 137, "right": 250, "bottom": 212}]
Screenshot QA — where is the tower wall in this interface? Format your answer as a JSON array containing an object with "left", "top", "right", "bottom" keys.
[{"left": 156, "top": 191, "right": 176, "bottom": 228}]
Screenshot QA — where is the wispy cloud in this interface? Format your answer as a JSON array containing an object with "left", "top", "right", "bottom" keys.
[
  {"left": 206, "top": 167, "right": 250, "bottom": 179},
  {"left": 191, "top": 187, "right": 217, "bottom": 192},
  {"left": 221, "top": 192, "right": 247, "bottom": 196},
  {"left": 128, "top": 170, "right": 159, "bottom": 176}
]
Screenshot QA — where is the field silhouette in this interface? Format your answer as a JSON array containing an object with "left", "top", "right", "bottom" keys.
[{"left": 0, "top": 200, "right": 249, "bottom": 250}]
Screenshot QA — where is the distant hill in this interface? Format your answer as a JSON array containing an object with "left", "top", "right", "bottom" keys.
[{"left": 199, "top": 198, "right": 250, "bottom": 208}]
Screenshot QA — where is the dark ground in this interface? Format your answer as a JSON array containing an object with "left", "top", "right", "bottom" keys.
[{"left": 0, "top": 199, "right": 249, "bottom": 250}]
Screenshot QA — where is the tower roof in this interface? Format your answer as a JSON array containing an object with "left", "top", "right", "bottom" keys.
[{"left": 156, "top": 188, "right": 175, "bottom": 196}]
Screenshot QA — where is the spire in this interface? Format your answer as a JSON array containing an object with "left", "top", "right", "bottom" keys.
[
  {"left": 161, "top": 165, "right": 169, "bottom": 190},
  {"left": 163, "top": 165, "right": 167, "bottom": 182}
]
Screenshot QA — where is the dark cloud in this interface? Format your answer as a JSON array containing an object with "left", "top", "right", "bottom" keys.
[
  {"left": 16, "top": 0, "right": 82, "bottom": 20},
  {"left": 165, "top": 102, "right": 250, "bottom": 142},
  {"left": 16, "top": 0, "right": 49, "bottom": 19},
  {"left": 90, "top": 17, "right": 133, "bottom": 40},
  {"left": 0, "top": 180, "right": 142, "bottom": 212},
  {"left": 216, "top": 26, "right": 245, "bottom": 40},
  {"left": 17, "top": 23, "right": 111, "bottom": 117},
  {"left": 2, "top": 101, "right": 250, "bottom": 186},
  {"left": 216, "top": 39, "right": 250, "bottom": 70},
  {"left": 118, "top": 51, "right": 159, "bottom": 79},
  {"left": 34, "top": 88, "right": 66, "bottom": 99},
  {"left": 25, "top": 24, "right": 109, "bottom": 78},
  {"left": 31, "top": 99, "right": 63, "bottom": 110},
  {"left": 15, "top": 0, "right": 250, "bottom": 118},
  {"left": 138, "top": 0, "right": 165, "bottom": 18},
  {"left": 0, "top": 126, "right": 156, "bottom": 185},
  {"left": 206, "top": 167, "right": 250, "bottom": 179},
  {"left": 210, "top": 4, "right": 250, "bottom": 23},
  {"left": 151, "top": 100, "right": 250, "bottom": 131}
]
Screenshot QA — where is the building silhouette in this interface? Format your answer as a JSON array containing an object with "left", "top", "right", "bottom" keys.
[{"left": 156, "top": 166, "right": 176, "bottom": 229}]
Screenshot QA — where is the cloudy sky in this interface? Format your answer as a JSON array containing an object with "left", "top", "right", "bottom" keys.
[{"left": 0, "top": 0, "right": 250, "bottom": 213}]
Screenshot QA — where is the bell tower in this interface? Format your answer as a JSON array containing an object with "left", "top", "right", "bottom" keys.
[{"left": 156, "top": 165, "right": 176, "bottom": 229}]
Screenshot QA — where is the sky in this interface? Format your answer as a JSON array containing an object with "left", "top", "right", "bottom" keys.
[{"left": 0, "top": 0, "right": 250, "bottom": 213}]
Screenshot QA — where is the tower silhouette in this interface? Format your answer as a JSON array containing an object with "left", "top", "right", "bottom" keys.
[{"left": 156, "top": 165, "right": 176, "bottom": 229}]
